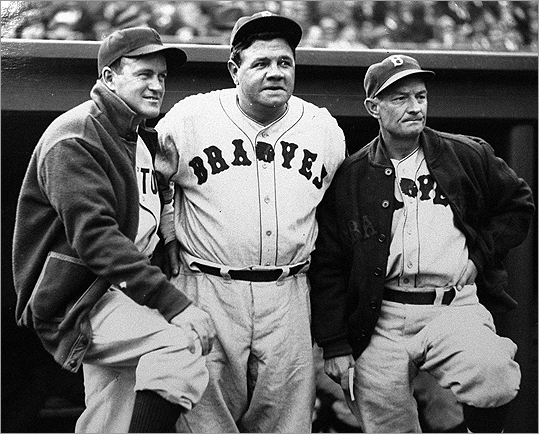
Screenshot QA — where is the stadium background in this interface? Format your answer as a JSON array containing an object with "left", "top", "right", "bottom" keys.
[{"left": 2, "top": 1, "right": 537, "bottom": 433}]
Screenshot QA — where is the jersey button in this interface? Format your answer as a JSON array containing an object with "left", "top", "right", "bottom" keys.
[
  {"left": 382, "top": 200, "right": 390, "bottom": 208},
  {"left": 385, "top": 168, "right": 393, "bottom": 176},
  {"left": 266, "top": 230, "right": 272, "bottom": 236},
  {"left": 261, "top": 131, "right": 268, "bottom": 138},
  {"left": 264, "top": 197, "right": 270, "bottom": 204}
]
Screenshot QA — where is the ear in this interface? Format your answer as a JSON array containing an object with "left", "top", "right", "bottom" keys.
[
  {"left": 101, "top": 66, "right": 115, "bottom": 91},
  {"left": 364, "top": 98, "right": 380, "bottom": 119},
  {"left": 227, "top": 60, "right": 239, "bottom": 86}
]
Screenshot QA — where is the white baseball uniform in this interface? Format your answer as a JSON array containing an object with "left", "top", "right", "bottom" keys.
[
  {"left": 75, "top": 136, "right": 208, "bottom": 433},
  {"left": 155, "top": 88, "right": 346, "bottom": 432}
]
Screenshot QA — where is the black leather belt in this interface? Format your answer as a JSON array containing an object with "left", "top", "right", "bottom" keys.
[
  {"left": 383, "top": 287, "right": 456, "bottom": 305},
  {"left": 193, "top": 262, "right": 308, "bottom": 282}
]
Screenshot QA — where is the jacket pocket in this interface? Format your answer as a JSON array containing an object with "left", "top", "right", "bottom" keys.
[{"left": 30, "top": 252, "right": 97, "bottom": 321}]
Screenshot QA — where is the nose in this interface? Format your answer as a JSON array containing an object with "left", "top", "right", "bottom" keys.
[
  {"left": 267, "top": 62, "right": 284, "bottom": 79},
  {"left": 149, "top": 75, "right": 165, "bottom": 91},
  {"left": 408, "top": 97, "right": 422, "bottom": 112}
]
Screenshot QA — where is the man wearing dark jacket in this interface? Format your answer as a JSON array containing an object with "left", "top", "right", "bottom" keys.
[
  {"left": 309, "top": 54, "right": 534, "bottom": 433},
  {"left": 12, "top": 27, "right": 215, "bottom": 433}
]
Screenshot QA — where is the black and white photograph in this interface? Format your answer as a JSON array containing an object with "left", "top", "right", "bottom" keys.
[{"left": 1, "top": 1, "right": 537, "bottom": 433}]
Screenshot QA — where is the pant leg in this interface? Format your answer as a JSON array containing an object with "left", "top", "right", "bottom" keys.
[
  {"left": 407, "top": 302, "right": 520, "bottom": 409},
  {"left": 348, "top": 301, "right": 422, "bottom": 433},
  {"left": 240, "top": 274, "right": 316, "bottom": 432},
  {"left": 174, "top": 271, "right": 253, "bottom": 433},
  {"left": 413, "top": 370, "right": 464, "bottom": 432},
  {"left": 76, "top": 288, "right": 208, "bottom": 433},
  {"left": 75, "top": 365, "right": 136, "bottom": 433}
]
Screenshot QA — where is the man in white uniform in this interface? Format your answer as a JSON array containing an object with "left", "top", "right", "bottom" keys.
[{"left": 155, "top": 11, "right": 346, "bottom": 433}]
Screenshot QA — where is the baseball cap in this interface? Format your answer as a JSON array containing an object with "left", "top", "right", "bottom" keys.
[
  {"left": 230, "top": 11, "right": 302, "bottom": 49},
  {"left": 364, "top": 54, "right": 435, "bottom": 99},
  {"left": 97, "top": 27, "right": 187, "bottom": 77}
]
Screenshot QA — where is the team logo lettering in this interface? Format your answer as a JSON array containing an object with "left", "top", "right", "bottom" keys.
[
  {"left": 348, "top": 216, "right": 377, "bottom": 242},
  {"left": 396, "top": 175, "right": 449, "bottom": 206},
  {"left": 138, "top": 167, "right": 158, "bottom": 195},
  {"left": 281, "top": 141, "right": 298, "bottom": 168},
  {"left": 188, "top": 139, "right": 327, "bottom": 189},
  {"left": 256, "top": 141, "right": 275, "bottom": 162},
  {"left": 232, "top": 139, "right": 252, "bottom": 166},
  {"left": 389, "top": 55, "right": 404, "bottom": 67}
]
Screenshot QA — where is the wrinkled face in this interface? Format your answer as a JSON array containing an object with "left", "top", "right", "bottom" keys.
[
  {"left": 375, "top": 76, "right": 428, "bottom": 140},
  {"left": 107, "top": 53, "right": 167, "bottom": 121},
  {"left": 230, "top": 38, "right": 295, "bottom": 112}
]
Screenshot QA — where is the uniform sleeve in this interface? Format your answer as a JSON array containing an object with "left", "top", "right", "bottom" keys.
[
  {"left": 159, "top": 197, "right": 176, "bottom": 245},
  {"left": 40, "top": 139, "right": 191, "bottom": 321},
  {"left": 321, "top": 107, "right": 347, "bottom": 176},
  {"left": 155, "top": 107, "right": 181, "bottom": 186}
]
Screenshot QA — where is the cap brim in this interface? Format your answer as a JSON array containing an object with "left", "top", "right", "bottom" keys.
[
  {"left": 232, "top": 15, "right": 302, "bottom": 48},
  {"left": 376, "top": 69, "right": 435, "bottom": 96},
  {"left": 124, "top": 44, "right": 187, "bottom": 74}
]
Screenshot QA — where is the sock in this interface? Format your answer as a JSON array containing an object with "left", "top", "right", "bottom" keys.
[
  {"left": 463, "top": 401, "right": 510, "bottom": 433},
  {"left": 128, "top": 389, "right": 182, "bottom": 433}
]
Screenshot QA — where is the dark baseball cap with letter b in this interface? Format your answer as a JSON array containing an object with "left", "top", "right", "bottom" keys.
[
  {"left": 364, "top": 54, "right": 435, "bottom": 99},
  {"left": 97, "top": 27, "right": 187, "bottom": 77},
  {"left": 230, "top": 11, "right": 302, "bottom": 49}
]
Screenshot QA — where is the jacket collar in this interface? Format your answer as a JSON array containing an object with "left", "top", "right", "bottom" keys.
[
  {"left": 368, "top": 127, "right": 441, "bottom": 166},
  {"left": 90, "top": 79, "right": 141, "bottom": 142}
]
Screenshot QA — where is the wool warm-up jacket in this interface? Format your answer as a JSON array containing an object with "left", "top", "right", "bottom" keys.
[
  {"left": 12, "top": 80, "right": 191, "bottom": 372},
  {"left": 309, "top": 127, "right": 535, "bottom": 361}
]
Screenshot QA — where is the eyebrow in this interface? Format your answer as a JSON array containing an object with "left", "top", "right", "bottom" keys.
[{"left": 134, "top": 66, "right": 167, "bottom": 75}]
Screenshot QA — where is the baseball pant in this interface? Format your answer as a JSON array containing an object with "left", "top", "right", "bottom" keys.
[
  {"left": 345, "top": 284, "right": 520, "bottom": 433},
  {"left": 173, "top": 268, "right": 316, "bottom": 433},
  {"left": 75, "top": 288, "right": 208, "bottom": 433}
]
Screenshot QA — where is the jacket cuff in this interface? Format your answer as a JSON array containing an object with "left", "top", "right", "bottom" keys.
[{"left": 319, "top": 339, "right": 354, "bottom": 360}]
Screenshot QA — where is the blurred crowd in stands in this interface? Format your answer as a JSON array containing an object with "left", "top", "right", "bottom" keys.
[{"left": 2, "top": 1, "right": 537, "bottom": 52}]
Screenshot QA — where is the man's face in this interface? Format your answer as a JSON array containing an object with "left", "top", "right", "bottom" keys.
[
  {"left": 109, "top": 53, "right": 167, "bottom": 121},
  {"left": 232, "top": 38, "right": 295, "bottom": 112},
  {"left": 376, "top": 76, "right": 428, "bottom": 140}
]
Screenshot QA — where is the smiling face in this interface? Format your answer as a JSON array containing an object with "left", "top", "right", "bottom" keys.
[
  {"left": 228, "top": 38, "right": 295, "bottom": 124},
  {"left": 104, "top": 53, "right": 167, "bottom": 123}
]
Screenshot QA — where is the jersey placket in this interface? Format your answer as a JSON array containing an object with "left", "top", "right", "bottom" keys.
[
  {"left": 256, "top": 128, "right": 278, "bottom": 266},
  {"left": 395, "top": 151, "right": 421, "bottom": 287}
]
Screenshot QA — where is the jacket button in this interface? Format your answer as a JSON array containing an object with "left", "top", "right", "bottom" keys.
[
  {"left": 360, "top": 330, "right": 367, "bottom": 338},
  {"left": 68, "top": 360, "right": 77, "bottom": 369},
  {"left": 385, "top": 168, "right": 393, "bottom": 176},
  {"left": 370, "top": 300, "right": 377, "bottom": 309},
  {"left": 80, "top": 337, "right": 88, "bottom": 346},
  {"left": 382, "top": 200, "right": 390, "bottom": 208},
  {"left": 378, "top": 234, "right": 386, "bottom": 242},
  {"left": 374, "top": 267, "right": 382, "bottom": 276}
]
